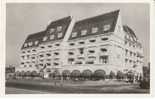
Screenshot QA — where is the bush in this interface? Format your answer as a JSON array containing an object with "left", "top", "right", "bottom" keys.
[
  {"left": 82, "top": 69, "right": 92, "bottom": 80},
  {"left": 93, "top": 69, "right": 106, "bottom": 80},
  {"left": 109, "top": 71, "right": 115, "bottom": 79},
  {"left": 116, "top": 71, "right": 124, "bottom": 80}
]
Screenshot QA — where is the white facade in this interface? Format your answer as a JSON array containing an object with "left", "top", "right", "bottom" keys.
[{"left": 17, "top": 10, "right": 144, "bottom": 78}]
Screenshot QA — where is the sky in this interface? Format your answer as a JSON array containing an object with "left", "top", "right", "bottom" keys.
[{"left": 6, "top": 3, "right": 150, "bottom": 66}]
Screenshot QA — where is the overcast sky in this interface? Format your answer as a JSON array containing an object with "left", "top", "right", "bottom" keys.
[{"left": 6, "top": 3, "right": 150, "bottom": 66}]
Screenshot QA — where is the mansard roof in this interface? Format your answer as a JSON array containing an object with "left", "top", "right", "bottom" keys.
[
  {"left": 69, "top": 10, "right": 120, "bottom": 40},
  {"left": 41, "top": 16, "right": 72, "bottom": 43},
  {"left": 21, "top": 16, "right": 71, "bottom": 49},
  {"left": 123, "top": 25, "right": 138, "bottom": 42},
  {"left": 21, "top": 31, "right": 46, "bottom": 49}
]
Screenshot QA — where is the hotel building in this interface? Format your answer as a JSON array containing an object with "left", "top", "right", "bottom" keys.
[{"left": 17, "top": 10, "right": 144, "bottom": 79}]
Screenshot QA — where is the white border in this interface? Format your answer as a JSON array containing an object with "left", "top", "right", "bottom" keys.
[{"left": 1, "top": 0, "right": 154, "bottom": 98}]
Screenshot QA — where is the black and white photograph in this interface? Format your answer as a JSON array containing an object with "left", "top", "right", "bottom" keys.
[{"left": 5, "top": 2, "right": 151, "bottom": 94}]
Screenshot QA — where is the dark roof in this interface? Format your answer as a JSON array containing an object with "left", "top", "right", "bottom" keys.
[
  {"left": 41, "top": 16, "right": 72, "bottom": 43},
  {"left": 21, "top": 16, "right": 71, "bottom": 49},
  {"left": 69, "top": 10, "right": 120, "bottom": 40},
  {"left": 21, "top": 31, "right": 46, "bottom": 49},
  {"left": 123, "top": 25, "right": 138, "bottom": 42}
]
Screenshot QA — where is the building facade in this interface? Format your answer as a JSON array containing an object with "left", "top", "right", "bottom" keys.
[{"left": 17, "top": 10, "right": 144, "bottom": 79}]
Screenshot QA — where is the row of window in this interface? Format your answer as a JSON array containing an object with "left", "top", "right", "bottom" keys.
[
  {"left": 24, "top": 41, "right": 39, "bottom": 47},
  {"left": 47, "top": 26, "right": 63, "bottom": 34},
  {"left": 40, "top": 43, "right": 60, "bottom": 49},
  {"left": 71, "top": 24, "right": 111, "bottom": 38},
  {"left": 68, "top": 56, "right": 108, "bottom": 65},
  {"left": 68, "top": 48, "right": 107, "bottom": 55},
  {"left": 43, "top": 32, "right": 63, "bottom": 41},
  {"left": 69, "top": 37, "right": 108, "bottom": 46},
  {"left": 22, "top": 49, "right": 36, "bottom": 54}
]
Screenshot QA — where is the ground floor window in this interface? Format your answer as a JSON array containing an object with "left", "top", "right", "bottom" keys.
[{"left": 99, "top": 56, "right": 108, "bottom": 64}]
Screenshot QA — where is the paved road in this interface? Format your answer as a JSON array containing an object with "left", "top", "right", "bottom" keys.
[{"left": 6, "top": 87, "right": 50, "bottom": 94}]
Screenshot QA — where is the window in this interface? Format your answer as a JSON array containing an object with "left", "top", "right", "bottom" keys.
[
  {"left": 39, "top": 54, "right": 44, "bottom": 58},
  {"left": 69, "top": 43, "right": 75, "bottom": 46},
  {"left": 21, "top": 56, "right": 25, "bottom": 59},
  {"left": 71, "top": 32, "right": 77, "bottom": 38},
  {"left": 57, "top": 32, "right": 63, "bottom": 38},
  {"left": 32, "top": 57, "right": 35, "bottom": 59},
  {"left": 24, "top": 43, "right": 27, "bottom": 47},
  {"left": 55, "top": 43, "right": 60, "bottom": 47},
  {"left": 81, "top": 29, "right": 87, "bottom": 36},
  {"left": 46, "top": 63, "right": 51, "bottom": 66},
  {"left": 49, "top": 28, "right": 55, "bottom": 34},
  {"left": 35, "top": 41, "right": 39, "bottom": 45},
  {"left": 68, "top": 58, "right": 74, "bottom": 64},
  {"left": 68, "top": 52, "right": 74, "bottom": 55},
  {"left": 40, "top": 46, "right": 45, "bottom": 49},
  {"left": 57, "top": 26, "right": 62, "bottom": 31},
  {"left": 100, "top": 48, "right": 107, "bottom": 52},
  {"left": 75, "top": 61, "right": 83, "bottom": 64},
  {"left": 103, "top": 24, "right": 111, "bottom": 31},
  {"left": 54, "top": 62, "right": 59, "bottom": 66},
  {"left": 48, "top": 45, "right": 52, "bottom": 48},
  {"left": 89, "top": 39, "right": 96, "bottom": 43},
  {"left": 130, "top": 51, "right": 132, "bottom": 56},
  {"left": 27, "top": 50, "right": 30, "bottom": 53},
  {"left": 79, "top": 48, "right": 84, "bottom": 54},
  {"left": 46, "top": 53, "right": 51, "bottom": 57},
  {"left": 54, "top": 52, "right": 59, "bottom": 55},
  {"left": 43, "top": 36, "right": 48, "bottom": 41},
  {"left": 86, "top": 61, "right": 94, "bottom": 64},
  {"left": 22, "top": 51, "right": 25, "bottom": 53},
  {"left": 125, "top": 49, "right": 128, "bottom": 55},
  {"left": 28, "top": 42, "right": 33, "bottom": 46},
  {"left": 79, "top": 41, "right": 85, "bottom": 44},
  {"left": 125, "top": 59, "right": 128, "bottom": 63},
  {"left": 100, "top": 56, "right": 108, "bottom": 64},
  {"left": 92, "top": 27, "right": 98, "bottom": 33},
  {"left": 21, "top": 62, "right": 24, "bottom": 65},
  {"left": 50, "top": 35, "right": 55, "bottom": 40},
  {"left": 89, "top": 50, "right": 95, "bottom": 53},
  {"left": 32, "top": 49, "right": 36, "bottom": 52},
  {"left": 125, "top": 41, "right": 127, "bottom": 45},
  {"left": 101, "top": 38, "right": 108, "bottom": 41}
]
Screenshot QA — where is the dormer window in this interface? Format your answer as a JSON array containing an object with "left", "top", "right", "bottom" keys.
[
  {"left": 92, "top": 27, "right": 98, "bottom": 33},
  {"left": 24, "top": 43, "right": 27, "bottom": 47},
  {"left": 57, "top": 32, "right": 63, "bottom": 38},
  {"left": 28, "top": 42, "right": 33, "bottom": 46},
  {"left": 57, "top": 26, "right": 62, "bottom": 31},
  {"left": 49, "top": 28, "right": 55, "bottom": 34},
  {"left": 103, "top": 24, "right": 111, "bottom": 32},
  {"left": 81, "top": 29, "right": 87, "bottom": 36},
  {"left": 34, "top": 41, "right": 39, "bottom": 45},
  {"left": 50, "top": 35, "right": 55, "bottom": 40},
  {"left": 43, "top": 36, "right": 48, "bottom": 41},
  {"left": 71, "top": 32, "right": 77, "bottom": 38}
]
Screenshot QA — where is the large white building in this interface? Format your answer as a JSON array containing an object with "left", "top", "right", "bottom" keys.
[{"left": 17, "top": 10, "right": 144, "bottom": 80}]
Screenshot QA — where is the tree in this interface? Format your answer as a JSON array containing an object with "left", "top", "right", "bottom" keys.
[
  {"left": 109, "top": 71, "right": 115, "bottom": 79},
  {"left": 82, "top": 69, "right": 92, "bottom": 80},
  {"left": 93, "top": 69, "right": 106, "bottom": 80}
]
